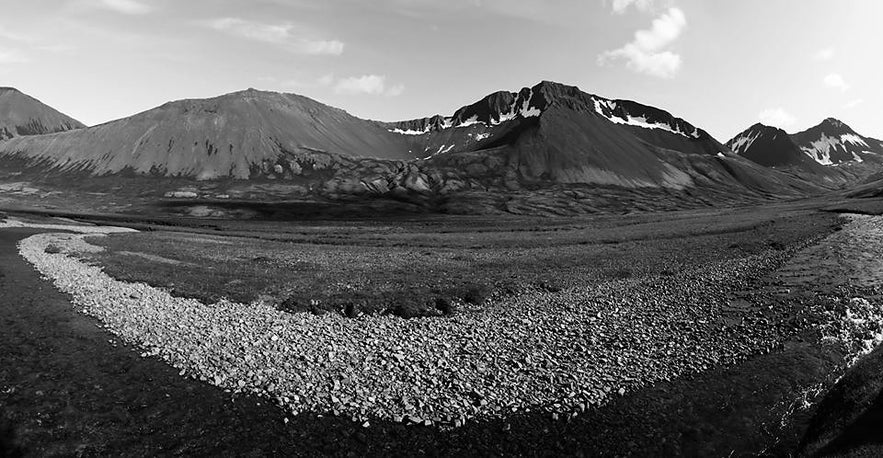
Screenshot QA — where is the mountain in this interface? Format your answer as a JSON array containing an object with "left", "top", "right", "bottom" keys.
[
  {"left": 726, "top": 118, "right": 883, "bottom": 184},
  {"left": 380, "top": 81, "right": 741, "bottom": 189},
  {"left": 387, "top": 81, "right": 726, "bottom": 160},
  {"left": 791, "top": 118, "right": 883, "bottom": 165},
  {"left": 726, "top": 123, "right": 826, "bottom": 169},
  {"left": 0, "top": 88, "right": 418, "bottom": 179},
  {"left": 0, "top": 81, "right": 842, "bottom": 213},
  {"left": 0, "top": 87, "right": 84, "bottom": 140}
]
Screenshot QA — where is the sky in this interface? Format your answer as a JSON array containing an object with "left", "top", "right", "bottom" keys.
[{"left": 0, "top": 0, "right": 881, "bottom": 142}]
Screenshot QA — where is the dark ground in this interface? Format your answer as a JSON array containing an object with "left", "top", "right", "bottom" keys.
[{"left": 798, "top": 342, "right": 883, "bottom": 457}]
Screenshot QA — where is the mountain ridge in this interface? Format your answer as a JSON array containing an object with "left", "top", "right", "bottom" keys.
[
  {"left": 727, "top": 118, "right": 883, "bottom": 169},
  {"left": 0, "top": 82, "right": 859, "bottom": 207}
]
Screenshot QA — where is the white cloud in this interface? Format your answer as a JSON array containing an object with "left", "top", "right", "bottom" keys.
[
  {"left": 844, "top": 98, "right": 864, "bottom": 109},
  {"left": 206, "top": 18, "right": 344, "bottom": 56},
  {"left": 333, "top": 75, "right": 404, "bottom": 96},
  {"left": 598, "top": 7, "right": 686, "bottom": 78},
  {"left": 611, "top": 0, "right": 657, "bottom": 14},
  {"left": 758, "top": 108, "right": 797, "bottom": 129},
  {"left": 96, "top": 0, "right": 152, "bottom": 15},
  {"left": 823, "top": 73, "right": 849, "bottom": 92},
  {"left": 813, "top": 47, "right": 835, "bottom": 61}
]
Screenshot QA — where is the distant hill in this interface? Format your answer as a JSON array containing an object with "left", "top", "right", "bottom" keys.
[
  {"left": 0, "top": 87, "right": 84, "bottom": 140},
  {"left": 0, "top": 88, "right": 420, "bottom": 179}
]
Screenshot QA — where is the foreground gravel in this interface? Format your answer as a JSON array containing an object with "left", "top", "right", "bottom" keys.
[{"left": 2, "top": 215, "right": 881, "bottom": 428}]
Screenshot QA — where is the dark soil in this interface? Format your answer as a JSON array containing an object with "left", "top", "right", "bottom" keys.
[{"left": 798, "top": 343, "right": 883, "bottom": 457}]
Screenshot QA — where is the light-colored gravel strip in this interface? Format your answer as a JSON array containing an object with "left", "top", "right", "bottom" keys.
[
  {"left": 0, "top": 218, "right": 136, "bottom": 234},
  {"left": 2, "top": 215, "right": 881, "bottom": 427}
]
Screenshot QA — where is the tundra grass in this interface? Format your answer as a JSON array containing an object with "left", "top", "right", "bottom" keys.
[{"left": 82, "top": 204, "right": 841, "bottom": 318}]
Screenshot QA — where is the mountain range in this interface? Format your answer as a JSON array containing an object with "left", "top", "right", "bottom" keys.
[
  {"left": 728, "top": 118, "right": 883, "bottom": 167},
  {"left": 0, "top": 81, "right": 879, "bottom": 215}
]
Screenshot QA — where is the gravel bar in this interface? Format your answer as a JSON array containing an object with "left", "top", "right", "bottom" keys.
[{"left": 3, "top": 215, "right": 881, "bottom": 428}]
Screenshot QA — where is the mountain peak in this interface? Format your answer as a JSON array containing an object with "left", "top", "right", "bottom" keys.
[
  {"left": 799, "top": 117, "right": 857, "bottom": 136},
  {"left": 530, "top": 80, "right": 580, "bottom": 95},
  {"left": 228, "top": 87, "right": 283, "bottom": 97},
  {"left": 747, "top": 122, "right": 788, "bottom": 134},
  {"left": 822, "top": 117, "right": 845, "bottom": 127},
  {"left": 0, "top": 87, "right": 85, "bottom": 139},
  {"left": 216, "top": 87, "right": 288, "bottom": 100},
  {"left": 148, "top": 88, "right": 349, "bottom": 120},
  {"left": 747, "top": 122, "right": 769, "bottom": 131},
  {"left": 791, "top": 117, "right": 881, "bottom": 165},
  {"left": 726, "top": 122, "right": 818, "bottom": 168}
]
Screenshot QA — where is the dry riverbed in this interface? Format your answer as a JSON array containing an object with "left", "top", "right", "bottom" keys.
[{"left": 3, "top": 212, "right": 883, "bottom": 439}]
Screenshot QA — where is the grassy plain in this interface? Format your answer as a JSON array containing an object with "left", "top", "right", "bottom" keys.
[{"left": 80, "top": 200, "right": 842, "bottom": 318}]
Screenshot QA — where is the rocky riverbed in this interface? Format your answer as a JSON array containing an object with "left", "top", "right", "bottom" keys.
[{"left": 2, "top": 214, "right": 882, "bottom": 431}]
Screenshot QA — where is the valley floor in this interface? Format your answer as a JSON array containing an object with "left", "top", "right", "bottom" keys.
[{"left": 1, "top": 200, "right": 883, "bottom": 455}]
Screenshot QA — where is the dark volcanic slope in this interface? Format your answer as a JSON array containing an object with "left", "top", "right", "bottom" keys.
[
  {"left": 727, "top": 123, "right": 822, "bottom": 168},
  {"left": 0, "top": 87, "right": 84, "bottom": 140},
  {"left": 0, "top": 89, "right": 418, "bottom": 179},
  {"left": 384, "top": 81, "right": 744, "bottom": 189},
  {"left": 388, "top": 81, "right": 726, "bottom": 159},
  {"left": 791, "top": 118, "right": 883, "bottom": 165}
]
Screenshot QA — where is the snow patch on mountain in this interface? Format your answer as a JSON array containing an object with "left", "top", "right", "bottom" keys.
[
  {"left": 728, "top": 130, "right": 762, "bottom": 155},
  {"left": 800, "top": 134, "right": 840, "bottom": 165},
  {"left": 458, "top": 116, "right": 482, "bottom": 128},
  {"left": 390, "top": 127, "right": 430, "bottom": 135},
  {"left": 519, "top": 88, "right": 541, "bottom": 118},
  {"left": 799, "top": 133, "right": 873, "bottom": 165},
  {"left": 593, "top": 98, "right": 700, "bottom": 139},
  {"left": 492, "top": 111, "right": 516, "bottom": 125},
  {"left": 436, "top": 144, "right": 455, "bottom": 155},
  {"left": 841, "top": 133, "right": 869, "bottom": 147}
]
